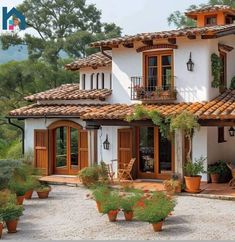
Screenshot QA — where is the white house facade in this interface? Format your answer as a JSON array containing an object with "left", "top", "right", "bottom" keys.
[{"left": 8, "top": 5, "right": 235, "bottom": 182}]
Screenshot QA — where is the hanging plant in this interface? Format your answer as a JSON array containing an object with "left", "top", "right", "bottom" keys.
[
  {"left": 230, "top": 76, "right": 235, "bottom": 90},
  {"left": 170, "top": 111, "right": 200, "bottom": 162},
  {"left": 211, "top": 53, "right": 222, "bottom": 88}
]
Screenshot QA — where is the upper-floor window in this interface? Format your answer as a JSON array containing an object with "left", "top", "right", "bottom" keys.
[
  {"left": 144, "top": 50, "right": 173, "bottom": 90},
  {"left": 205, "top": 15, "right": 217, "bottom": 26},
  {"left": 96, "top": 73, "right": 100, "bottom": 89},
  {"left": 110, "top": 74, "right": 112, "bottom": 89},
  {"left": 101, "top": 73, "right": 105, "bottom": 89},
  {"left": 90, "top": 73, "right": 94, "bottom": 89},
  {"left": 82, "top": 74, "right": 86, "bottom": 90}
]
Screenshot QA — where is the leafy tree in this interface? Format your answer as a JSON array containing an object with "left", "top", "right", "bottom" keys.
[{"left": 168, "top": 1, "right": 235, "bottom": 28}]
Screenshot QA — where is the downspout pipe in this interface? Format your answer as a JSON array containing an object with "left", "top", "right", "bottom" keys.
[
  {"left": 8, "top": 118, "right": 25, "bottom": 155},
  {"left": 100, "top": 47, "right": 112, "bottom": 60}
]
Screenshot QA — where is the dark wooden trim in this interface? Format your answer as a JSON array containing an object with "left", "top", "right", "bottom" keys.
[
  {"left": 219, "top": 43, "right": 234, "bottom": 52},
  {"left": 168, "top": 38, "right": 176, "bottom": 44},
  {"left": 137, "top": 44, "right": 177, "bottom": 53},
  {"left": 123, "top": 43, "right": 134, "bottom": 48},
  {"left": 199, "top": 119, "right": 235, "bottom": 126},
  {"left": 201, "top": 34, "right": 217, "bottom": 39},
  {"left": 48, "top": 120, "right": 82, "bottom": 130},
  {"left": 187, "top": 35, "right": 196, "bottom": 39}
]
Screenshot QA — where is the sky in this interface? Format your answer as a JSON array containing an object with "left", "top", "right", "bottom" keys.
[{"left": 0, "top": 0, "right": 209, "bottom": 35}]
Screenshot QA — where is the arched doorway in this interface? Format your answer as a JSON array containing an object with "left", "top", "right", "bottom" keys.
[{"left": 48, "top": 121, "right": 88, "bottom": 175}]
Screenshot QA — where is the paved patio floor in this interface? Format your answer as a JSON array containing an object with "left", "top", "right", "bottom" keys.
[{"left": 2, "top": 185, "right": 235, "bottom": 240}]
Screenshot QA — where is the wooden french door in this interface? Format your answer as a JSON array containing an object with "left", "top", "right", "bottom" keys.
[
  {"left": 136, "top": 127, "right": 174, "bottom": 179},
  {"left": 49, "top": 121, "right": 88, "bottom": 175},
  {"left": 220, "top": 51, "right": 227, "bottom": 93}
]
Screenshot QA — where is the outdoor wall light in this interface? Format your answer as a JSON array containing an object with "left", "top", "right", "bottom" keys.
[
  {"left": 187, "top": 52, "right": 194, "bottom": 72},
  {"left": 103, "top": 134, "right": 110, "bottom": 150},
  {"left": 229, "top": 127, "right": 235, "bottom": 137}
]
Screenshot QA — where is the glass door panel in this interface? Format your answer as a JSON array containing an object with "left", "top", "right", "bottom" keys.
[
  {"left": 139, "top": 127, "right": 155, "bottom": 174},
  {"left": 147, "top": 56, "right": 158, "bottom": 90},
  {"left": 55, "top": 127, "right": 67, "bottom": 169},
  {"left": 158, "top": 133, "right": 172, "bottom": 175},
  {"left": 161, "top": 55, "right": 172, "bottom": 90},
  {"left": 70, "top": 128, "right": 79, "bottom": 169}
]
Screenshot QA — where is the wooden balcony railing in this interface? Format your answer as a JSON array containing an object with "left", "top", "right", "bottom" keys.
[{"left": 130, "top": 76, "right": 177, "bottom": 101}]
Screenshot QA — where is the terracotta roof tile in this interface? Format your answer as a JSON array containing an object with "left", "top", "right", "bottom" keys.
[
  {"left": 9, "top": 90, "right": 235, "bottom": 121},
  {"left": 25, "top": 84, "right": 112, "bottom": 101},
  {"left": 65, "top": 51, "right": 112, "bottom": 71},
  {"left": 91, "top": 24, "right": 235, "bottom": 48},
  {"left": 8, "top": 104, "right": 105, "bottom": 118},
  {"left": 186, "top": 5, "right": 235, "bottom": 16}
]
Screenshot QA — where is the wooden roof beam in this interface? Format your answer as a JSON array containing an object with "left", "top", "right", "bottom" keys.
[
  {"left": 123, "top": 43, "right": 134, "bottom": 48},
  {"left": 168, "top": 38, "right": 177, "bottom": 44},
  {"left": 142, "top": 40, "right": 153, "bottom": 46}
]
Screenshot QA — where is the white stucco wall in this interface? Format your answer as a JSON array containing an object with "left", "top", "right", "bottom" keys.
[
  {"left": 79, "top": 66, "right": 112, "bottom": 90},
  {"left": 24, "top": 118, "right": 86, "bottom": 153}
]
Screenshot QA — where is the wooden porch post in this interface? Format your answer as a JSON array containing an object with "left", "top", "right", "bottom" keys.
[
  {"left": 87, "top": 129, "right": 98, "bottom": 166},
  {"left": 174, "top": 129, "right": 185, "bottom": 181}
]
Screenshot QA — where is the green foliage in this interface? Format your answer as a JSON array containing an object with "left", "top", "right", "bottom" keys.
[
  {"left": 5, "top": 140, "right": 22, "bottom": 160},
  {"left": 35, "top": 184, "right": 51, "bottom": 193},
  {"left": 211, "top": 53, "right": 223, "bottom": 88},
  {"left": 208, "top": 0, "right": 235, "bottom": 7},
  {"left": 170, "top": 111, "right": 199, "bottom": 137},
  {"left": 134, "top": 192, "right": 175, "bottom": 223},
  {"left": 1, "top": 203, "right": 23, "bottom": 222},
  {"left": 78, "top": 166, "right": 99, "bottom": 186},
  {"left": 0, "top": 190, "right": 16, "bottom": 208},
  {"left": 98, "top": 161, "right": 109, "bottom": 184},
  {"left": 102, "top": 191, "right": 120, "bottom": 214},
  {"left": 230, "top": 77, "right": 235, "bottom": 89},
  {"left": 91, "top": 185, "right": 110, "bottom": 203},
  {"left": 184, "top": 157, "right": 206, "bottom": 177},
  {"left": 126, "top": 106, "right": 171, "bottom": 138},
  {"left": 8, "top": 179, "right": 28, "bottom": 196},
  {"left": 120, "top": 191, "right": 142, "bottom": 212}
]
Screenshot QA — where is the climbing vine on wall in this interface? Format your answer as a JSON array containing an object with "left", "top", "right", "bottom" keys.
[
  {"left": 211, "top": 53, "right": 222, "bottom": 88},
  {"left": 126, "top": 106, "right": 200, "bottom": 162}
]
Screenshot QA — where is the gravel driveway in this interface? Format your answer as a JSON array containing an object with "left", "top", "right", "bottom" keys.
[{"left": 2, "top": 185, "right": 235, "bottom": 240}]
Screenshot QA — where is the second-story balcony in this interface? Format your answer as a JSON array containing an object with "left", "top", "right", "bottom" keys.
[{"left": 130, "top": 76, "right": 177, "bottom": 102}]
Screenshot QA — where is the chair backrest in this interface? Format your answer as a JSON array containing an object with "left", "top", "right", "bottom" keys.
[
  {"left": 126, "top": 158, "right": 136, "bottom": 172},
  {"left": 226, "top": 162, "right": 235, "bottom": 178}
]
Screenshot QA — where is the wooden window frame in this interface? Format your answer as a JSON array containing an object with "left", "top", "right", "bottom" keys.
[
  {"left": 90, "top": 73, "right": 94, "bottom": 90},
  {"left": 96, "top": 73, "right": 100, "bottom": 89},
  {"left": 82, "top": 74, "right": 86, "bottom": 90},
  {"left": 143, "top": 50, "right": 174, "bottom": 88},
  {"left": 218, "top": 127, "right": 226, "bottom": 143},
  {"left": 205, "top": 15, "right": 217, "bottom": 26},
  {"left": 219, "top": 51, "right": 227, "bottom": 93},
  {"left": 101, "top": 73, "right": 105, "bottom": 89}
]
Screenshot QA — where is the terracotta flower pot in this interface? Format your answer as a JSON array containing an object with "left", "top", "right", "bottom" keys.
[
  {"left": 6, "top": 220, "right": 18, "bottom": 233},
  {"left": 184, "top": 176, "right": 202, "bottom": 193},
  {"left": 37, "top": 190, "right": 50, "bottom": 199},
  {"left": 210, "top": 173, "right": 220, "bottom": 183},
  {"left": 152, "top": 221, "right": 163, "bottom": 232},
  {"left": 107, "top": 210, "right": 119, "bottom": 222},
  {"left": 25, "top": 190, "right": 34, "bottom": 199},
  {"left": 0, "top": 222, "right": 3, "bottom": 238},
  {"left": 17, "top": 195, "right": 25, "bottom": 205},
  {"left": 96, "top": 201, "right": 102, "bottom": 213},
  {"left": 124, "top": 211, "right": 133, "bottom": 221}
]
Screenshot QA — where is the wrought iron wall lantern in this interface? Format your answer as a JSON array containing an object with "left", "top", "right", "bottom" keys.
[
  {"left": 187, "top": 52, "right": 194, "bottom": 72},
  {"left": 103, "top": 134, "right": 110, "bottom": 150},
  {"left": 229, "top": 127, "right": 235, "bottom": 137}
]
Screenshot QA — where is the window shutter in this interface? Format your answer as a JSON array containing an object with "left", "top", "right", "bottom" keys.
[
  {"left": 78, "top": 130, "right": 88, "bottom": 169},
  {"left": 34, "top": 130, "right": 49, "bottom": 175}
]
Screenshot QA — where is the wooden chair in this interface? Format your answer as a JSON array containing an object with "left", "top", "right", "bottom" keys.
[
  {"left": 226, "top": 161, "right": 235, "bottom": 188},
  {"left": 118, "top": 158, "right": 136, "bottom": 181}
]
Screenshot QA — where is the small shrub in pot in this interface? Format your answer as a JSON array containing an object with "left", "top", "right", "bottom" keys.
[
  {"left": 78, "top": 166, "right": 99, "bottom": 187},
  {"left": 35, "top": 184, "right": 51, "bottom": 199},
  {"left": 91, "top": 185, "right": 110, "bottom": 213}
]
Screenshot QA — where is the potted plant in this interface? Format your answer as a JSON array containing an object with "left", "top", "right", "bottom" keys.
[
  {"left": 208, "top": 164, "right": 221, "bottom": 183},
  {"left": 120, "top": 191, "right": 142, "bottom": 221},
  {"left": 134, "top": 192, "right": 175, "bottom": 232},
  {"left": 2, "top": 204, "right": 23, "bottom": 233},
  {"left": 184, "top": 157, "right": 206, "bottom": 193},
  {"left": 163, "top": 179, "right": 181, "bottom": 195},
  {"left": 8, "top": 180, "right": 27, "bottom": 205},
  {"left": 24, "top": 177, "right": 40, "bottom": 199},
  {"left": 102, "top": 192, "right": 120, "bottom": 222},
  {"left": 91, "top": 185, "right": 110, "bottom": 213},
  {"left": 78, "top": 166, "right": 99, "bottom": 187},
  {"left": 35, "top": 184, "right": 51, "bottom": 199},
  {"left": 0, "top": 215, "right": 3, "bottom": 239}
]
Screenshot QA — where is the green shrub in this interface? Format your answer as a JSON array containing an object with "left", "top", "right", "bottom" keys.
[
  {"left": 25, "top": 176, "right": 40, "bottom": 191},
  {"left": 78, "top": 166, "right": 99, "bottom": 186},
  {"left": 230, "top": 77, "right": 235, "bottom": 90},
  {"left": 184, "top": 157, "right": 206, "bottom": 177},
  {"left": 91, "top": 185, "right": 110, "bottom": 203},
  {"left": 1, "top": 203, "right": 23, "bottom": 222},
  {"left": 134, "top": 192, "right": 175, "bottom": 223},
  {"left": 102, "top": 192, "right": 120, "bottom": 214},
  {"left": 120, "top": 191, "right": 142, "bottom": 212},
  {"left": 8, "top": 179, "right": 28, "bottom": 196},
  {"left": 5, "top": 140, "right": 22, "bottom": 160},
  {"left": 98, "top": 161, "right": 109, "bottom": 184},
  {"left": 0, "top": 190, "right": 16, "bottom": 208},
  {"left": 35, "top": 184, "right": 51, "bottom": 192}
]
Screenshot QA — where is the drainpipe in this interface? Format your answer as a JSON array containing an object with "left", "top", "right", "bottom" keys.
[
  {"left": 8, "top": 118, "right": 25, "bottom": 155},
  {"left": 100, "top": 47, "right": 112, "bottom": 60}
]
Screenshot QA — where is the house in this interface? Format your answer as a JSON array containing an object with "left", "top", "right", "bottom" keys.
[{"left": 8, "top": 5, "right": 235, "bottom": 181}]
